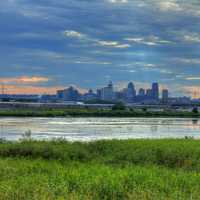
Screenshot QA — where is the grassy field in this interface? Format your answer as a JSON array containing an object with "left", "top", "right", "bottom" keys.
[
  {"left": 0, "top": 107, "right": 199, "bottom": 118},
  {"left": 1, "top": 139, "right": 200, "bottom": 199}
]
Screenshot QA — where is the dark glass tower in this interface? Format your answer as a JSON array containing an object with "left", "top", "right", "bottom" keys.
[
  {"left": 152, "top": 83, "right": 159, "bottom": 100},
  {"left": 126, "top": 82, "right": 136, "bottom": 102}
]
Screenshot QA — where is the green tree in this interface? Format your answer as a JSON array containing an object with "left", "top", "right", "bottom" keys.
[
  {"left": 192, "top": 107, "right": 199, "bottom": 114},
  {"left": 112, "top": 102, "right": 126, "bottom": 111}
]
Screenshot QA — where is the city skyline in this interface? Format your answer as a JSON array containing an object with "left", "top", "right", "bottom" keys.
[
  {"left": 0, "top": 80, "right": 195, "bottom": 105},
  {"left": 0, "top": 80, "right": 165, "bottom": 94},
  {"left": 1, "top": 0, "right": 200, "bottom": 97},
  {"left": 0, "top": 79, "right": 197, "bottom": 99},
  {"left": 0, "top": 80, "right": 181, "bottom": 98}
]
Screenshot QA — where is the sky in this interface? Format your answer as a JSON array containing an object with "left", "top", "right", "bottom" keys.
[{"left": 1, "top": 0, "right": 200, "bottom": 98}]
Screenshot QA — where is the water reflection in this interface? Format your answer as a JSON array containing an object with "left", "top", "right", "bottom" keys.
[
  {"left": 150, "top": 125, "right": 158, "bottom": 133},
  {"left": 192, "top": 119, "right": 199, "bottom": 125},
  {"left": 0, "top": 117, "right": 200, "bottom": 141}
]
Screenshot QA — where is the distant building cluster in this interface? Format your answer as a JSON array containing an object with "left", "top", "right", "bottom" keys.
[
  {"left": 56, "top": 81, "right": 160, "bottom": 103},
  {"left": 0, "top": 81, "right": 194, "bottom": 105},
  {"left": 55, "top": 81, "right": 189, "bottom": 105}
]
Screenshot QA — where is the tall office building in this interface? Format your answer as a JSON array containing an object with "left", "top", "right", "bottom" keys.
[
  {"left": 101, "top": 81, "right": 114, "bottom": 101},
  {"left": 126, "top": 82, "right": 136, "bottom": 102},
  {"left": 146, "top": 89, "right": 152, "bottom": 98},
  {"left": 83, "top": 89, "right": 96, "bottom": 101},
  {"left": 152, "top": 82, "right": 159, "bottom": 100},
  {"left": 57, "top": 87, "right": 80, "bottom": 101},
  {"left": 138, "top": 88, "right": 145, "bottom": 96},
  {"left": 57, "top": 90, "right": 64, "bottom": 100},
  {"left": 162, "top": 89, "right": 168, "bottom": 104}
]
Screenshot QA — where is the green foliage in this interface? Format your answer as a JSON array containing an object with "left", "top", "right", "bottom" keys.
[
  {"left": 84, "top": 99, "right": 116, "bottom": 104},
  {"left": 0, "top": 107, "right": 199, "bottom": 117},
  {"left": 0, "top": 139, "right": 199, "bottom": 169},
  {"left": 142, "top": 107, "right": 147, "bottom": 112},
  {"left": 192, "top": 107, "right": 199, "bottom": 114},
  {"left": 0, "top": 139, "right": 200, "bottom": 199},
  {"left": 112, "top": 102, "right": 126, "bottom": 111},
  {"left": 21, "top": 130, "right": 32, "bottom": 141}
]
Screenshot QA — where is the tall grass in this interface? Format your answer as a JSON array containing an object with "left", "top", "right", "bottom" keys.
[
  {"left": 0, "top": 139, "right": 200, "bottom": 199},
  {"left": 0, "top": 139, "right": 200, "bottom": 170}
]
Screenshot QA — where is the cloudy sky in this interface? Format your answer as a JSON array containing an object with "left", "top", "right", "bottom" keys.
[{"left": 1, "top": 0, "right": 200, "bottom": 97}]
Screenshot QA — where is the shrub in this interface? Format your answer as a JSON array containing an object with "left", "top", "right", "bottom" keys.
[
  {"left": 192, "top": 107, "right": 198, "bottom": 114},
  {"left": 112, "top": 102, "right": 126, "bottom": 111}
]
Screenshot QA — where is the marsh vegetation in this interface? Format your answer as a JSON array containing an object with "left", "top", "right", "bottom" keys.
[{"left": 0, "top": 139, "right": 200, "bottom": 199}]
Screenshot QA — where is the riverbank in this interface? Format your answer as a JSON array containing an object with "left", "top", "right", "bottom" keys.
[
  {"left": 0, "top": 108, "right": 199, "bottom": 118},
  {"left": 0, "top": 139, "right": 200, "bottom": 199}
]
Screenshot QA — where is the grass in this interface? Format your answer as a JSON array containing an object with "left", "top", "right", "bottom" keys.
[
  {"left": 1, "top": 139, "right": 200, "bottom": 199},
  {"left": 0, "top": 107, "right": 199, "bottom": 118}
]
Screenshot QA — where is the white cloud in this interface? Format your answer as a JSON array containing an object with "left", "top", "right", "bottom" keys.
[
  {"left": 125, "top": 38, "right": 143, "bottom": 42},
  {"left": 125, "top": 36, "right": 172, "bottom": 46},
  {"left": 64, "top": 30, "right": 86, "bottom": 39},
  {"left": 157, "top": 1, "right": 182, "bottom": 12},
  {"left": 98, "top": 41, "right": 118, "bottom": 46},
  {"left": 153, "top": 0, "right": 200, "bottom": 17},
  {"left": 183, "top": 33, "right": 200, "bottom": 43},
  {"left": 185, "top": 77, "right": 200, "bottom": 80},
  {"left": 171, "top": 31, "right": 200, "bottom": 44},
  {"left": 97, "top": 40, "right": 130, "bottom": 48},
  {"left": 108, "top": 0, "right": 128, "bottom": 3},
  {"left": 144, "top": 64, "right": 157, "bottom": 68},
  {"left": 74, "top": 61, "right": 111, "bottom": 65},
  {"left": 174, "top": 58, "right": 200, "bottom": 65},
  {"left": 63, "top": 30, "right": 130, "bottom": 48},
  {"left": 114, "top": 44, "right": 130, "bottom": 48}
]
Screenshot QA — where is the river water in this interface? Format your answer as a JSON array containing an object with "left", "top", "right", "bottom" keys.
[{"left": 0, "top": 117, "right": 200, "bottom": 141}]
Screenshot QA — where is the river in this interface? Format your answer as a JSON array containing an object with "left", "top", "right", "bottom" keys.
[{"left": 0, "top": 117, "right": 199, "bottom": 141}]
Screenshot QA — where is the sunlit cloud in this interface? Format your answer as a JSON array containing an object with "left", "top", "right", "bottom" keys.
[
  {"left": 0, "top": 76, "right": 50, "bottom": 84},
  {"left": 157, "top": 1, "right": 182, "bottom": 12},
  {"left": 152, "top": 0, "right": 200, "bottom": 17},
  {"left": 1, "top": 84, "right": 88, "bottom": 95},
  {"left": 1, "top": 85, "right": 61, "bottom": 95},
  {"left": 183, "top": 86, "right": 200, "bottom": 99}
]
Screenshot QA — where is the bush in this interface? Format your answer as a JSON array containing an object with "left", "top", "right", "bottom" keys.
[
  {"left": 192, "top": 107, "right": 198, "bottom": 114},
  {"left": 112, "top": 102, "right": 126, "bottom": 111}
]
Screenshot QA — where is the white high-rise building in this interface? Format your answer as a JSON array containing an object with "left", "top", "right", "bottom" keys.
[{"left": 101, "top": 81, "right": 114, "bottom": 101}]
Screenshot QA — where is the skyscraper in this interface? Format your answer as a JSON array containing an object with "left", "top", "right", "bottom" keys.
[
  {"left": 146, "top": 89, "right": 152, "bottom": 98},
  {"left": 100, "top": 81, "right": 114, "bottom": 101},
  {"left": 162, "top": 89, "right": 168, "bottom": 104},
  {"left": 63, "top": 86, "right": 81, "bottom": 101},
  {"left": 152, "top": 82, "right": 159, "bottom": 100},
  {"left": 138, "top": 88, "right": 145, "bottom": 96},
  {"left": 126, "top": 82, "right": 136, "bottom": 102},
  {"left": 83, "top": 89, "right": 96, "bottom": 101}
]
